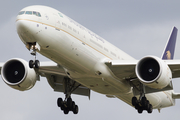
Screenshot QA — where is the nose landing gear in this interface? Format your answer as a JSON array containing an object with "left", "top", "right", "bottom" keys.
[{"left": 28, "top": 43, "right": 40, "bottom": 68}]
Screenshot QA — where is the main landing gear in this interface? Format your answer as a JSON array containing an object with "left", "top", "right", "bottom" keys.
[
  {"left": 57, "top": 96, "right": 79, "bottom": 114},
  {"left": 57, "top": 77, "right": 80, "bottom": 114},
  {"left": 132, "top": 96, "right": 153, "bottom": 113},
  {"left": 132, "top": 84, "right": 153, "bottom": 114},
  {"left": 28, "top": 44, "right": 40, "bottom": 68}
]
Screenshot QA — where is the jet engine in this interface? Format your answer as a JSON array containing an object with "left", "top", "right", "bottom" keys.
[
  {"left": 1, "top": 58, "right": 37, "bottom": 91},
  {"left": 135, "top": 56, "right": 172, "bottom": 89}
]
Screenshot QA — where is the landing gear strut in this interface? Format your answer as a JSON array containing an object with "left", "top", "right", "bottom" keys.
[
  {"left": 132, "top": 84, "right": 153, "bottom": 113},
  {"left": 57, "top": 77, "right": 80, "bottom": 114},
  {"left": 28, "top": 43, "right": 40, "bottom": 68}
]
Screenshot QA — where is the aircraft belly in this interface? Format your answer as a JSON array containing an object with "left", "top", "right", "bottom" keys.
[{"left": 116, "top": 91, "right": 174, "bottom": 109}]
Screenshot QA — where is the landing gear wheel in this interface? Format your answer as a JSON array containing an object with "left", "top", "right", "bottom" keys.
[
  {"left": 56, "top": 77, "right": 81, "bottom": 114},
  {"left": 131, "top": 95, "right": 153, "bottom": 114},
  {"left": 67, "top": 97, "right": 72, "bottom": 108},
  {"left": 57, "top": 98, "right": 63, "bottom": 107},
  {"left": 138, "top": 108, "right": 143, "bottom": 114},
  {"left": 71, "top": 101, "right": 75, "bottom": 111},
  {"left": 147, "top": 104, "right": 153, "bottom": 113},
  {"left": 35, "top": 60, "right": 40, "bottom": 68},
  {"left": 57, "top": 97, "right": 79, "bottom": 114},
  {"left": 73, "top": 105, "right": 79, "bottom": 114},
  {"left": 132, "top": 97, "right": 137, "bottom": 106},
  {"left": 28, "top": 43, "right": 40, "bottom": 69},
  {"left": 29, "top": 60, "right": 34, "bottom": 68},
  {"left": 60, "top": 104, "right": 65, "bottom": 111},
  {"left": 63, "top": 108, "right": 69, "bottom": 114},
  {"left": 141, "top": 96, "right": 147, "bottom": 106}
]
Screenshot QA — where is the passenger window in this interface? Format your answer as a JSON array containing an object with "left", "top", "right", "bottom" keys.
[
  {"left": 18, "top": 11, "right": 25, "bottom": 15},
  {"left": 25, "top": 11, "right": 32, "bottom": 15}
]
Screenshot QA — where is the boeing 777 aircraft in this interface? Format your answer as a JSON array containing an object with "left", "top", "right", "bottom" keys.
[{"left": 2, "top": 5, "right": 180, "bottom": 114}]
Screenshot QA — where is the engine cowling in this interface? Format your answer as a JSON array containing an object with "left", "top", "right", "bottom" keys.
[
  {"left": 1, "top": 58, "right": 37, "bottom": 91},
  {"left": 135, "top": 56, "right": 172, "bottom": 89}
]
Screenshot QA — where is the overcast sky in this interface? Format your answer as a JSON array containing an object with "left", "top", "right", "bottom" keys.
[{"left": 1, "top": 0, "right": 180, "bottom": 120}]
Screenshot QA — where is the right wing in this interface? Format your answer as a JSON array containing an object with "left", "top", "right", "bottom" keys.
[{"left": 105, "top": 59, "right": 174, "bottom": 96}]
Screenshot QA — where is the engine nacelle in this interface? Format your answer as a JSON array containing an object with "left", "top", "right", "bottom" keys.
[
  {"left": 1, "top": 58, "right": 37, "bottom": 91},
  {"left": 135, "top": 56, "right": 172, "bottom": 89}
]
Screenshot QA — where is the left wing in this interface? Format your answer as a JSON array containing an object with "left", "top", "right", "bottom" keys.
[
  {"left": 0, "top": 60, "right": 90, "bottom": 98},
  {"left": 37, "top": 61, "right": 91, "bottom": 98}
]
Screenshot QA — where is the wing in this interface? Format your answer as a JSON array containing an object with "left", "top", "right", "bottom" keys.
[
  {"left": 105, "top": 60, "right": 138, "bottom": 80},
  {"left": 0, "top": 61, "right": 90, "bottom": 98},
  {"left": 164, "top": 60, "right": 180, "bottom": 78},
  {"left": 37, "top": 61, "right": 90, "bottom": 98},
  {"left": 105, "top": 60, "right": 180, "bottom": 79},
  {"left": 105, "top": 59, "right": 177, "bottom": 95}
]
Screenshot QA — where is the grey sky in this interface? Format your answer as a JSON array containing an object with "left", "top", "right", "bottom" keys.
[{"left": 0, "top": 0, "right": 180, "bottom": 120}]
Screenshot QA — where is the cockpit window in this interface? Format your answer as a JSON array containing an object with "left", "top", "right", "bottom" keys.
[
  {"left": 37, "top": 12, "right": 41, "bottom": 17},
  {"left": 33, "top": 11, "right": 41, "bottom": 17},
  {"left": 18, "top": 11, "right": 41, "bottom": 17},
  {"left": 18, "top": 11, "right": 25, "bottom": 15},
  {"left": 33, "top": 11, "right": 37, "bottom": 15},
  {"left": 25, "top": 11, "right": 32, "bottom": 15}
]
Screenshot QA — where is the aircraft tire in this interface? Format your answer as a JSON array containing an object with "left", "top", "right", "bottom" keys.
[
  {"left": 71, "top": 101, "right": 75, "bottom": 111},
  {"left": 138, "top": 108, "right": 143, "bottom": 114},
  {"left": 35, "top": 60, "right": 40, "bottom": 68},
  {"left": 132, "top": 97, "right": 137, "bottom": 106},
  {"left": 57, "top": 98, "right": 63, "bottom": 107},
  {"left": 67, "top": 97, "right": 72, "bottom": 108},
  {"left": 73, "top": 105, "right": 79, "bottom": 114},
  {"left": 29, "top": 60, "right": 34, "bottom": 68},
  {"left": 141, "top": 97, "right": 147, "bottom": 107},
  {"left": 63, "top": 108, "right": 69, "bottom": 114},
  {"left": 147, "top": 104, "right": 153, "bottom": 113}
]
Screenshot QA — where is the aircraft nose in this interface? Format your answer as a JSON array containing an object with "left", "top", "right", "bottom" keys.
[
  {"left": 16, "top": 19, "right": 28, "bottom": 33},
  {"left": 16, "top": 19, "right": 37, "bottom": 43}
]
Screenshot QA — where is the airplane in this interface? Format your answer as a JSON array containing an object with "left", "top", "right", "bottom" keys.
[{"left": 1, "top": 5, "right": 180, "bottom": 115}]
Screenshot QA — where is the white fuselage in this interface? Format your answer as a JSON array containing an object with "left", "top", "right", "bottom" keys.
[{"left": 16, "top": 5, "right": 174, "bottom": 110}]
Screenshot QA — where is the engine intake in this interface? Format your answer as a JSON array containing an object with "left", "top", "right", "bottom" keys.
[
  {"left": 1, "top": 58, "right": 37, "bottom": 91},
  {"left": 135, "top": 56, "right": 172, "bottom": 89}
]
